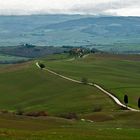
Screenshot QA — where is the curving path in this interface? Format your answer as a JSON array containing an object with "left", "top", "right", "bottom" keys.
[{"left": 36, "top": 62, "right": 140, "bottom": 112}]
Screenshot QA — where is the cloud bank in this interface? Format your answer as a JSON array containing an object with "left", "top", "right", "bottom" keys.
[{"left": 0, "top": 0, "right": 140, "bottom": 16}]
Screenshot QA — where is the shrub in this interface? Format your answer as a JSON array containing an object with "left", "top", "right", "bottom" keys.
[
  {"left": 93, "top": 105, "right": 102, "bottom": 112},
  {"left": 25, "top": 111, "right": 48, "bottom": 117},
  {"left": 59, "top": 112, "right": 78, "bottom": 120},
  {"left": 0, "top": 110, "right": 9, "bottom": 114},
  {"left": 16, "top": 109, "right": 24, "bottom": 115},
  {"left": 81, "top": 77, "right": 88, "bottom": 84}
]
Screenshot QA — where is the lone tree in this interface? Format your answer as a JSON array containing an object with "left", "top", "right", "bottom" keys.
[
  {"left": 81, "top": 77, "right": 88, "bottom": 84},
  {"left": 39, "top": 63, "right": 45, "bottom": 69},
  {"left": 124, "top": 95, "right": 128, "bottom": 107},
  {"left": 138, "top": 97, "right": 140, "bottom": 109}
]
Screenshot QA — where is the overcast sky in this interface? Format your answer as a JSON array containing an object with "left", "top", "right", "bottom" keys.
[{"left": 0, "top": 0, "right": 140, "bottom": 16}]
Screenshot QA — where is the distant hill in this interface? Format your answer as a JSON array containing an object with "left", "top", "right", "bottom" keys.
[
  {"left": 0, "top": 44, "right": 67, "bottom": 58},
  {"left": 0, "top": 15, "right": 140, "bottom": 53}
]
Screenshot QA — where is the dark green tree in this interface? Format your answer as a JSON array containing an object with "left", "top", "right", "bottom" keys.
[
  {"left": 138, "top": 97, "right": 140, "bottom": 109},
  {"left": 39, "top": 63, "right": 45, "bottom": 69},
  {"left": 124, "top": 95, "right": 128, "bottom": 107}
]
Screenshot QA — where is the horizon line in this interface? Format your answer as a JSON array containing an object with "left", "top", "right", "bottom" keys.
[{"left": 0, "top": 14, "right": 139, "bottom": 17}]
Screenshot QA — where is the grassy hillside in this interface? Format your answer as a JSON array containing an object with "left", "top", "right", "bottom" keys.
[
  {"left": 42, "top": 53, "right": 140, "bottom": 109},
  {"left": 0, "top": 59, "right": 117, "bottom": 114},
  {"left": 0, "top": 54, "right": 140, "bottom": 139}
]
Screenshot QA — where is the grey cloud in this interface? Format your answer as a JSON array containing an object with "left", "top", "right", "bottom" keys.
[
  {"left": 71, "top": 0, "right": 140, "bottom": 15},
  {"left": 0, "top": 0, "right": 140, "bottom": 16}
]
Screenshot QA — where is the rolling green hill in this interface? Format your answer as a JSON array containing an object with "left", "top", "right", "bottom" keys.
[
  {"left": 42, "top": 53, "right": 140, "bottom": 109},
  {"left": 0, "top": 53, "right": 140, "bottom": 140},
  {"left": 0, "top": 59, "right": 117, "bottom": 114}
]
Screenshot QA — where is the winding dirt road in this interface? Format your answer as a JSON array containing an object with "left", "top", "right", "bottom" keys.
[{"left": 36, "top": 62, "right": 140, "bottom": 112}]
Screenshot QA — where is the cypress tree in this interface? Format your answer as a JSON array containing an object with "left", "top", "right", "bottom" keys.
[
  {"left": 138, "top": 98, "right": 140, "bottom": 109},
  {"left": 124, "top": 95, "right": 128, "bottom": 107}
]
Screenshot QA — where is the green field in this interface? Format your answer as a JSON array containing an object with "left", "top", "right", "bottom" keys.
[
  {"left": 0, "top": 59, "right": 117, "bottom": 114},
  {"left": 43, "top": 54, "right": 140, "bottom": 109},
  {"left": 0, "top": 54, "right": 29, "bottom": 63},
  {"left": 0, "top": 111, "right": 139, "bottom": 140},
  {"left": 0, "top": 53, "right": 140, "bottom": 139}
]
